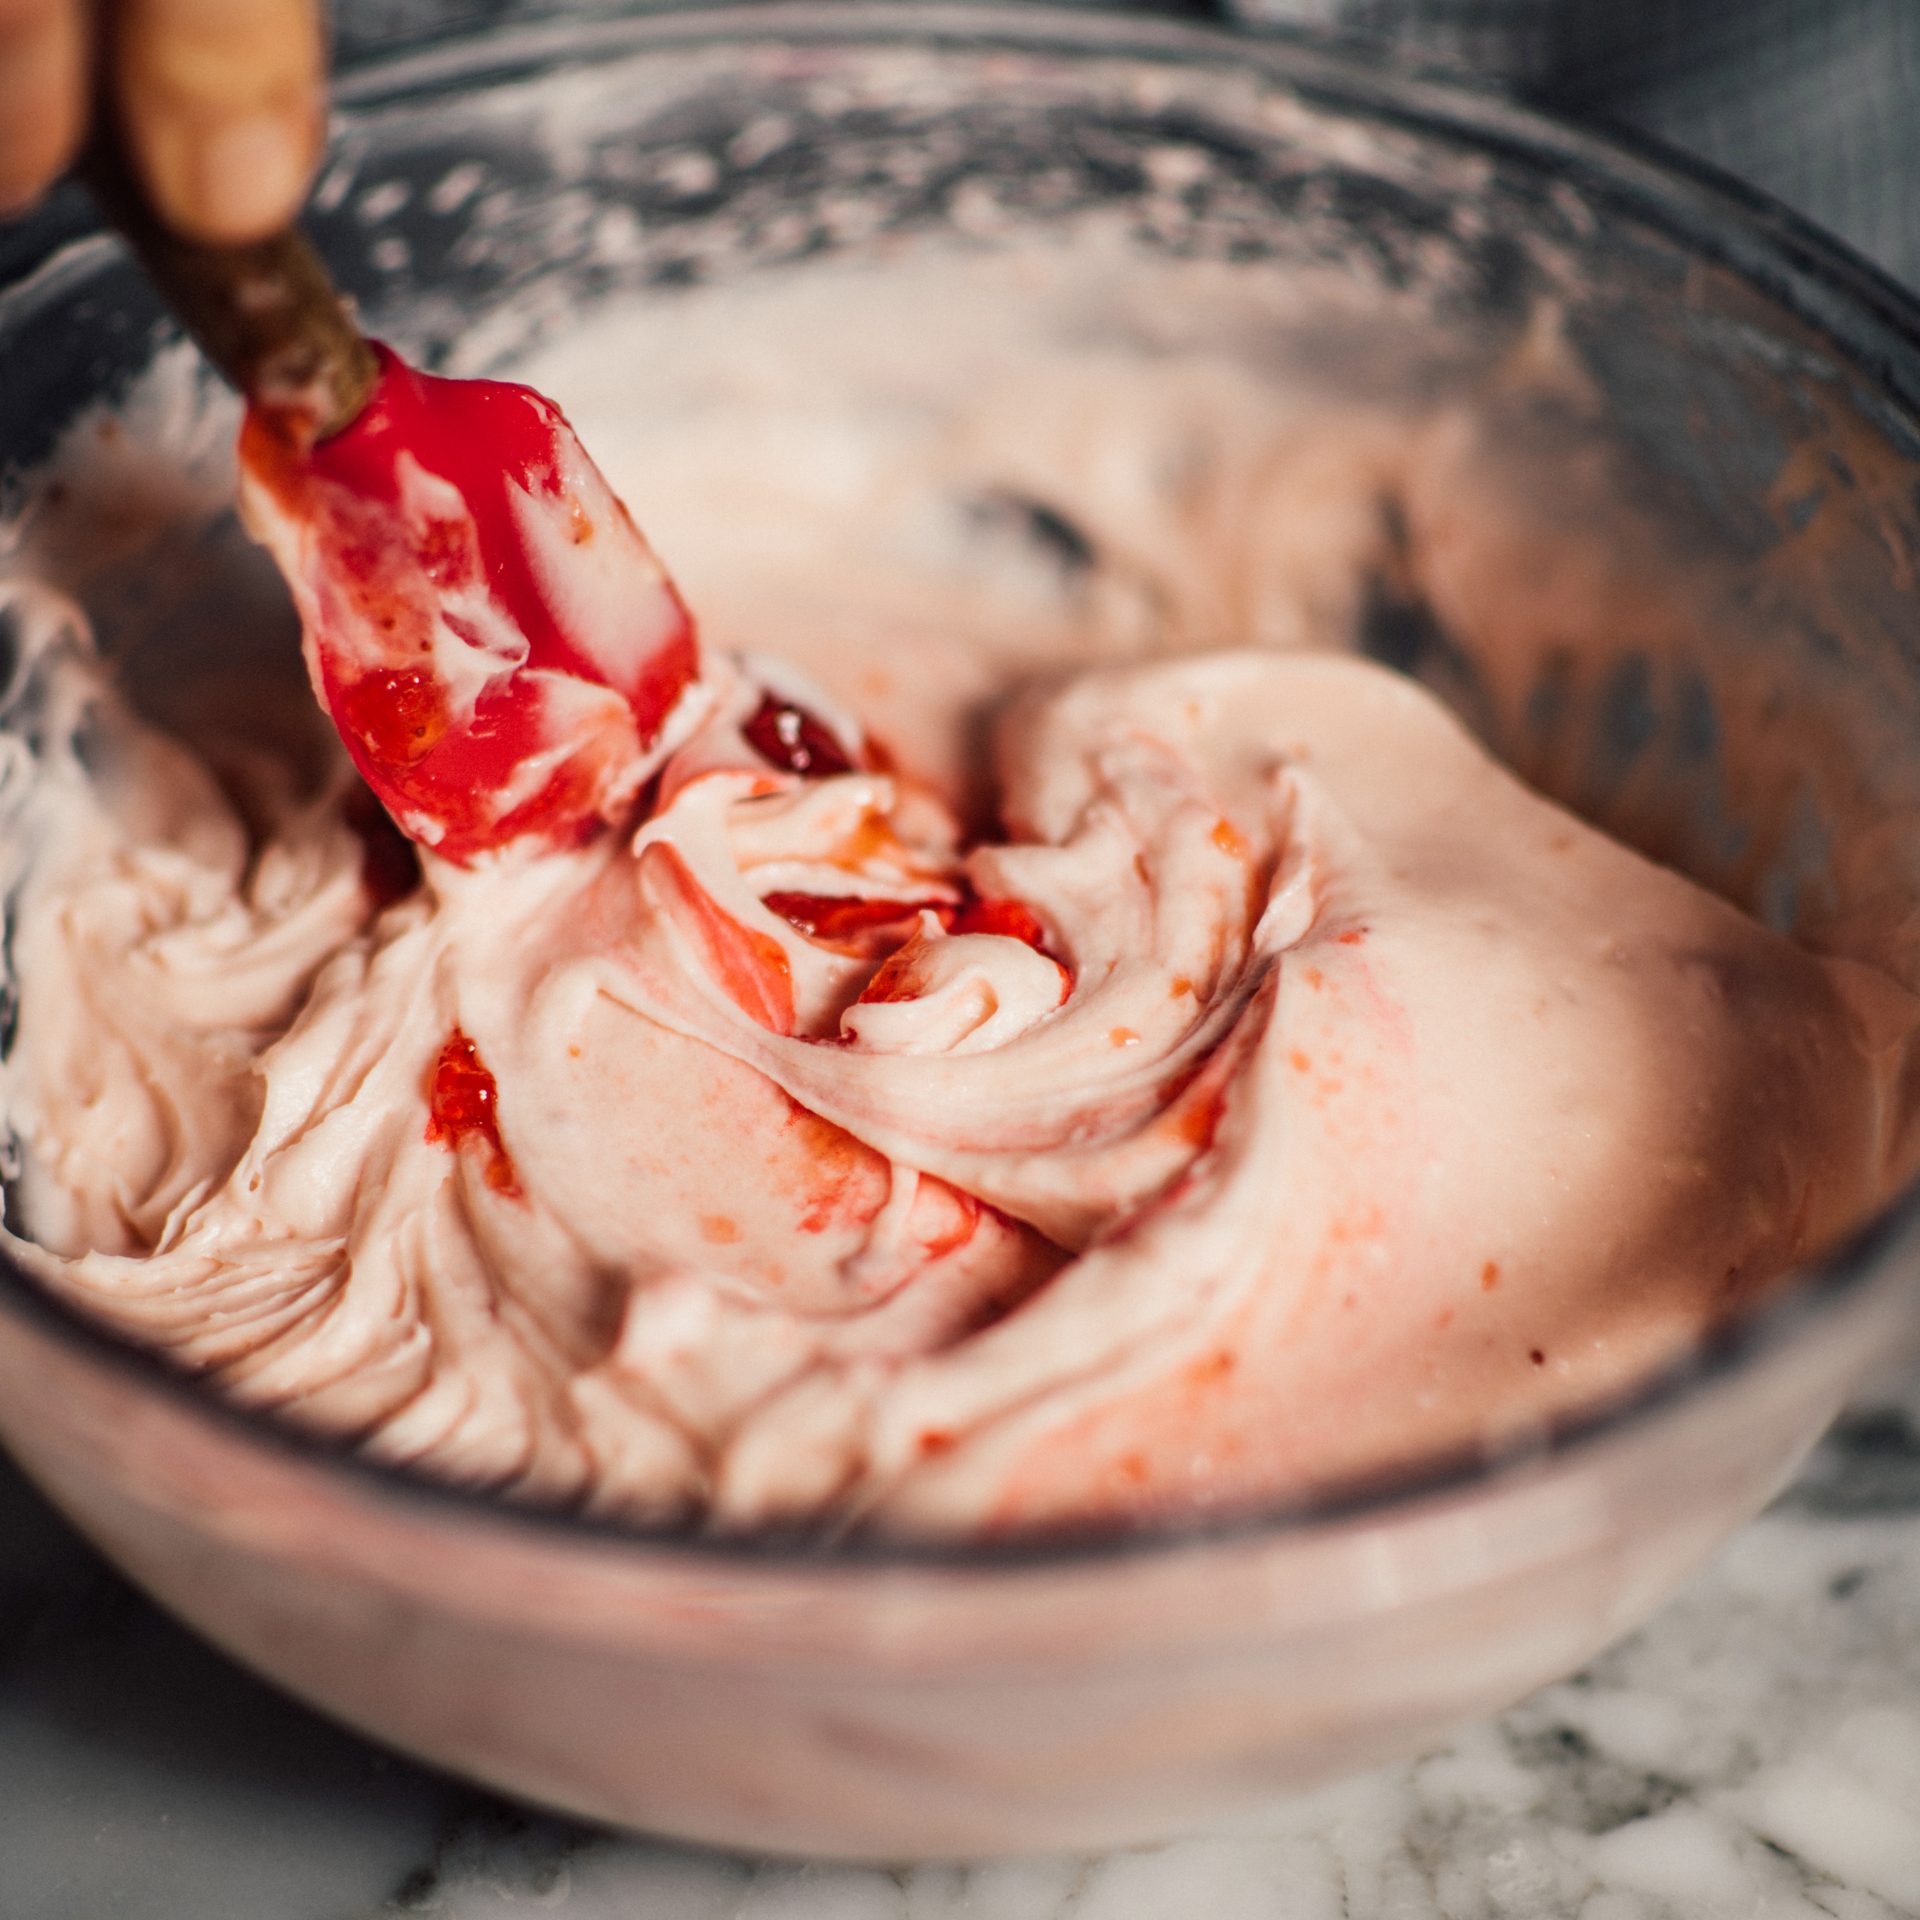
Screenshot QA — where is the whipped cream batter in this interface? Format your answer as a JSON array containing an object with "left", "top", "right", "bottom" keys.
[{"left": 3, "top": 248, "right": 1914, "bottom": 1539}]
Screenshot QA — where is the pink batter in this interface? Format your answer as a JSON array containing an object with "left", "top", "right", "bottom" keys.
[{"left": 2, "top": 314, "right": 1914, "bottom": 1539}]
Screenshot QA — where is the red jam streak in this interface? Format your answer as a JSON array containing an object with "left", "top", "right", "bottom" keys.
[
  {"left": 643, "top": 845, "right": 797, "bottom": 1035},
  {"left": 242, "top": 344, "right": 699, "bottom": 864},
  {"left": 857, "top": 940, "right": 933, "bottom": 1005},
  {"left": 742, "top": 693, "right": 855, "bottom": 777},
  {"left": 425, "top": 1028, "right": 520, "bottom": 1194},
  {"left": 762, "top": 891, "right": 939, "bottom": 945},
  {"left": 835, "top": 892, "right": 1059, "bottom": 1009},
  {"left": 946, "top": 896, "right": 1049, "bottom": 949},
  {"left": 763, "top": 889, "right": 1052, "bottom": 957}
]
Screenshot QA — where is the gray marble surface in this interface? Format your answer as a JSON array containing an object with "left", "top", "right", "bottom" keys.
[{"left": 4, "top": 1359, "right": 1919, "bottom": 1919}]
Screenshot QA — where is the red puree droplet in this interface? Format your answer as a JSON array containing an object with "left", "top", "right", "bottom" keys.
[
  {"left": 343, "top": 783, "right": 422, "bottom": 909},
  {"left": 337, "top": 667, "right": 449, "bottom": 773},
  {"left": 762, "top": 892, "right": 939, "bottom": 943},
  {"left": 425, "top": 1029, "right": 519, "bottom": 1194},
  {"left": 743, "top": 693, "right": 854, "bottom": 778}
]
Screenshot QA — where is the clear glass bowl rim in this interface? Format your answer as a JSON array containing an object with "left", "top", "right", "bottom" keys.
[{"left": 2, "top": 0, "right": 1918, "bottom": 1573}]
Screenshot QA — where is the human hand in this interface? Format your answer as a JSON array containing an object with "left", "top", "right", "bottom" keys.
[{"left": 0, "top": 0, "right": 325, "bottom": 242}]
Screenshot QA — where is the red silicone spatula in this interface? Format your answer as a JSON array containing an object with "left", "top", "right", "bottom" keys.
[{"left": 85, "top": 141, "right": 701, "bottom": 864}]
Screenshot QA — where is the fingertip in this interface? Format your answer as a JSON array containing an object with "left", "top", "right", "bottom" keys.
[
  {"left": 0, "top": 139, "right": 71, "bottom": 222},
  {"left": 135, "top": 96, "right": 322, "bottom": 243},
  {"left": 0, "top": 0, "right": 88, "bottom": 218}
]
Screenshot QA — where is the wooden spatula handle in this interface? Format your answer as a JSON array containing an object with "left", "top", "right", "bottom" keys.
[{"left": 79, "top": 134, "right": 378, "bottom": 447}]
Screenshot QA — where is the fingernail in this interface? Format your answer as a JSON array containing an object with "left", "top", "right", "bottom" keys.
[{"left": 146, "top": 108, "right": 312, "bottom": 243}]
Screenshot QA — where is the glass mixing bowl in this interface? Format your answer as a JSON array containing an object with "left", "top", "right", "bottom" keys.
[{"left": 3, "top": 0, "right": 1920, "bottom": 1860}]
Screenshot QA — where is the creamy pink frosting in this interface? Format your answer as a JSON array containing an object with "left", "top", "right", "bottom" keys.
[{"left": 4, "top": 571, "right": 1911, "bottom": 1538}]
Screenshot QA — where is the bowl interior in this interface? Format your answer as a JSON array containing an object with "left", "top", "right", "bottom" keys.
[{"left": 3, "top": 3, "right": 1920, "bottom": 1550}]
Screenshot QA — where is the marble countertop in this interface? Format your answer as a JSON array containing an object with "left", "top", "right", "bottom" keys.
[{"left": 2, "top": 1365, "right": 1916, "bottom": 1920}]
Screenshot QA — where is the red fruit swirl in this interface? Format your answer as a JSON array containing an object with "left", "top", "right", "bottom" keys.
[
  {"left": 742, "top": 693, "right": 855, "bottom": 778},
  {"left": 426, "top": 1029, "right": 520, "bottom": 1194},
  {"left": 242, "top": 343, "right": 700, "bottom": 864}
]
